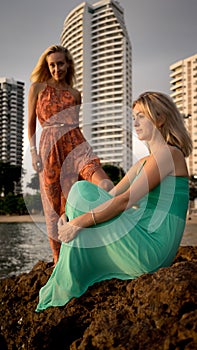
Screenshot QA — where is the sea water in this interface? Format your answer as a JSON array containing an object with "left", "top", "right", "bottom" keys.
[
  {"left": 0, "top": 219, "right": 196, "bottom": 279},
  {"left": 0, "top": 222, "right": 52, "bottom": 279}
]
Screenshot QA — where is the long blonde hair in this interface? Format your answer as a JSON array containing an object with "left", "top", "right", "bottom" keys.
[
  {"left": 30, "top": 45, "right": 75, "bottom": 87},
  {"left": 132, "top": 91, "right": 193, "bottom": 157}
]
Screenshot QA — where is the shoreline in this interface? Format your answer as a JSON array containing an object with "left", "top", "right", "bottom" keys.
[
  {"left": 181, "top": 215, "right": 197, "bottom": 246},
  {"left": 0, "top": 214, "right": 196, "bottom": 245},
  {"left": 0, "top": 214, "right": 45, "bottom": 223},
  {"left": 1, "top": 214, "right": 197, "bottom": 224}
]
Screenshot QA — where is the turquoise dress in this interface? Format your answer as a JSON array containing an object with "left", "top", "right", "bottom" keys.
[{"left": 36, "top": 176, "right": 189, "bottom": 312}]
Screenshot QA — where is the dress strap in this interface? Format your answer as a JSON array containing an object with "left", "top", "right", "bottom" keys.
[{"left": 136, "top": 160, "right": 146, "bottom": 176}]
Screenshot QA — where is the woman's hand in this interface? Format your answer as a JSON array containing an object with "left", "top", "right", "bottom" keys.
[
  {"left": 31, "top": 152, "right": 42, "bottom": 172},
  {"left": 58, "top": 213, "right": 67, "bottom": 227},
  {"left": 58, "top": 222, "right": 81, "bottom": 243}
]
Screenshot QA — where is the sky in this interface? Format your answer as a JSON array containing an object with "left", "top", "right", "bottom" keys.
[{"left": 0, "top": 0, "right": 197, "bottom": 187}]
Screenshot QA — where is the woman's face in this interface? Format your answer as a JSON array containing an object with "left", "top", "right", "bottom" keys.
[
  {"left": 47, "top": 52, "right": 68, "bottom": 82},
  {"left": 132, "top": 105, "right": 156, "bottom": 142}
]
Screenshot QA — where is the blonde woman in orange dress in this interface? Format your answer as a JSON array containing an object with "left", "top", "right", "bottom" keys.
[{"left": 28, "top": 45, "right": 113, "bottom": 265}]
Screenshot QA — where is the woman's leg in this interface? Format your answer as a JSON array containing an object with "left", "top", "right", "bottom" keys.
[
  {"left": 49, "top": 238, "right": 61, "bottom": 265},
  {"left": 39, "top": 171, "right": 62, "bottom": 265},
  {"left": 66, "top": 180, "right": 113, "bottom": 221}
]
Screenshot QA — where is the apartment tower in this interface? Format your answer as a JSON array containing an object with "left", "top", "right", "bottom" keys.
[
  {"left": 61, "top": 0, "right": 132, "bottom": 171},
  {"left": 170, "top": 53, "right": 197, "bottom": 176},
  {"left": 0, "top": 77, "right": 24, "bottom": 192}
]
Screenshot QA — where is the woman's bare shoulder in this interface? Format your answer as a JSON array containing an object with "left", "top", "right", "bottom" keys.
[
  {"left": 168, "top": 145, "right": 189, "bottom": 177},
  {"left": 29, "top": 82, "right": 47, "bottom": 95},
  {"left": 70, "top": 87, "right": 81, "bottom": 104},
  {"left": 169, "top": 145, "right": 185, "bottom": 159}
]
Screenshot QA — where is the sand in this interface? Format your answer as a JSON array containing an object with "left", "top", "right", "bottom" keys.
[
  {"left": 181, "top": 215, "right": 197, "bottom": 246},
  {"left": 0, "top": 215, "right": 45, "bottom": 223}
]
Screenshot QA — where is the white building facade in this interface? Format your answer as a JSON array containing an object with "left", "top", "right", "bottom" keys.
[
  {"left": 170, "top": 53, "right": 197, "bottom": 176},
  {"left": 0, "top": 77, "right": 24, "bottom": 193},
  {"left": 61, "top": 0, "right": 132, "bottom": 171}
]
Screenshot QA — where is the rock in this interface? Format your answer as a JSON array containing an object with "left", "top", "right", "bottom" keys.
[{"left": 0, "top": 246, "right": 197, "bottom": 350}]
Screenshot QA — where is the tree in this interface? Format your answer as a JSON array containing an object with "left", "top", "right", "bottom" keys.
[
  {"left": 26, "top": 173, "right": 43, "bottom": 214},
  {"left": 27, "top": 173, "right": 40, "bottom": 192},
  {"left": 24, "top": 193, "right": 43, "bottom": 214},
  {"left": 189, "top": 175, "right": 197, "bottom": 201},
  {"left": 0, "top": 161, "right": 23, "bottom": 196},
  {"left": 0, "top": 193, "right": 29, "bottom": 215},
  {"left": 102, "top": 164, "right": 125, "bottom": 185}
]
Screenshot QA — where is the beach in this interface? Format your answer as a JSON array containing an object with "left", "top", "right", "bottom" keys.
[
  {"left": 181, "top": 214, "right": 197, "bottom": 246},
  {"left": 0, "top": 214, "right": 46, "bottom": 223},
  {"left": 0, "top": 213, "right": 196, "bottom": 246}
]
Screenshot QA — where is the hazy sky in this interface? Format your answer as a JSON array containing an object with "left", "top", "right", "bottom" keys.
[{"left": 1, "top": 0, "right": 197, "bottom": 185}]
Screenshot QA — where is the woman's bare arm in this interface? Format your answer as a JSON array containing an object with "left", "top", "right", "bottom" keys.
[
  {"left": 28, "top": 82, "right": 45, "bottom": 172},
  {"left": 109, "top": 157, "right": 147, "bottom": 196},
  {"left": 28, "top": 83, "right": 39, "bottom": 146},
  {"left": 58, "top": 146, "right": 175, "bottom": 242}
]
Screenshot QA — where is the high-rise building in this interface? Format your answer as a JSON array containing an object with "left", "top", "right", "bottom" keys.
[
  {"left": 0, "top": 77, "right": 24, "bottom": 193},
  {"left": 170, "top": 53, "right": 197, "bottom": 176},
  {"left": 61, "top": 0, "right": 132, "bottom": 171}
]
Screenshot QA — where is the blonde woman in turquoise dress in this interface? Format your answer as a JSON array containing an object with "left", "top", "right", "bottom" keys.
[{"left": 36, "top": 91, "right": 192, "bottom": 312}]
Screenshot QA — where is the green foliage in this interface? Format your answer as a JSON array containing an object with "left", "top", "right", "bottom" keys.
[
  {"left": 0, "top": 165, "right": 42, "bottom": 215},
  {"left": 25, "top": 173, "right": 43, "bottom": 214},
  {"left": 189, "top": 175, "right": 197, "bottom": 201},
  {"left": 0, "top": 161, "right": 23, "bottom": 196},
  {"left": 16, "top": 195, "right": 29, "bottom": 215},
  {"left": 24, "top": 193, "right": 43, "bottom": 214},
  {"left": 0, "top": 192, "right": 43, "bottom": 216},
  {"left": 0, "top": 194, "right": 28, "bottom": 215},
  {"left": 27, "top": 173, "right": 40, "bottom": 191},
  {"left": 0, "top": 164, "right": 126, "bottom": 215},
  {"left": 103, "top": 164, "right": 125, "bottom": 185},
  {"left": 0, "top": 161, "right": 28, "bottom": 215}
]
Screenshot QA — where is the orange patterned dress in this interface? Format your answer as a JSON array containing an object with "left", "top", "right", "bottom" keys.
[{"left": 36, "top": 84, "right": 101, "bottom": 239}]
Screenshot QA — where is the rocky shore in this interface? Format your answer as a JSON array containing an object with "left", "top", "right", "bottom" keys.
[{"left": 0, "top": 246, "right": 196, "bottom": 350}]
